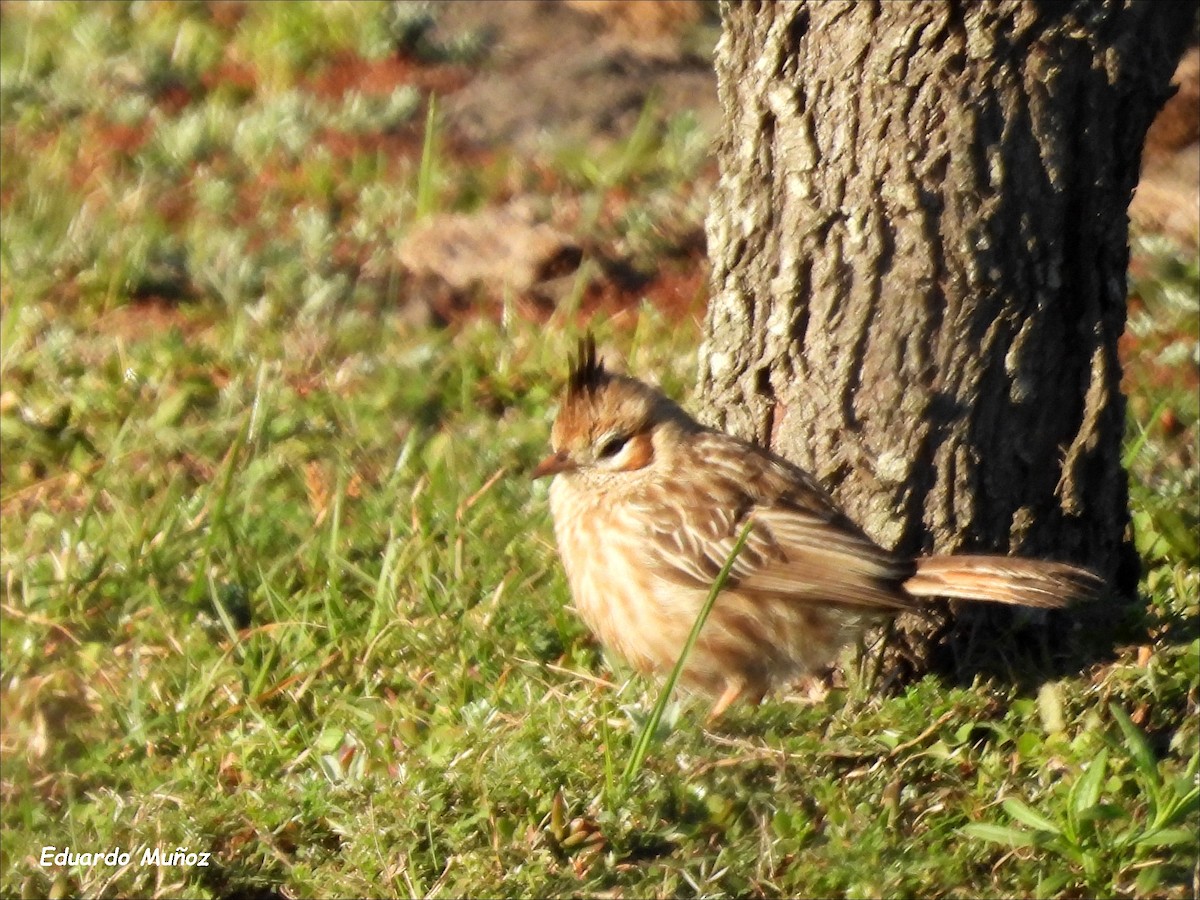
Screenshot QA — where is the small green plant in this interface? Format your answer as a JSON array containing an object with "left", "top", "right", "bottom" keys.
[
  {"left": 553, "top": 99, "right": 703, "bottom": 194},
  {"left": 357, "top": 0, "right": 492, "bottom": 64},
  {"left": 963, "top": 703, "right": 1200, "bottom": 896}
]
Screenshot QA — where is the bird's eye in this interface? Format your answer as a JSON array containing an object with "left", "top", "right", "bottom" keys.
[{"left": 597, "top": 435, "right": 628, "bottom": 459}]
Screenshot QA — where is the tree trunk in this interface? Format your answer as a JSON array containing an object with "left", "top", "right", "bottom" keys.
[{"left": 698, "top": 0, "right": 1192, "bottom": 678}]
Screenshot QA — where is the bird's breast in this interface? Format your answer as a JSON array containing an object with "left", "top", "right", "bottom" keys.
[{"left": 548, "top": 477, "right": 680, "bottom": 674}]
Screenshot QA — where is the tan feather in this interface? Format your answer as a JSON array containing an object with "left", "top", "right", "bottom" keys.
[{"left": 904, "top": 555, "right": 1103, "bottom": 608}]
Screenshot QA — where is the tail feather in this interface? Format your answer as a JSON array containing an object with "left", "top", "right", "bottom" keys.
[{"left": 904, "top": 555, "right": 1103, "bottom": 609}]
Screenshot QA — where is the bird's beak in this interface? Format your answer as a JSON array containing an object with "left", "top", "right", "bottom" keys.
[{"left": 532, "top": 451, "right": 576, "bottom": 480}]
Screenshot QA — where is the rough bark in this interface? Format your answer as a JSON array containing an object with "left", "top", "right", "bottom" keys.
[{"left": 698, "top": 0, "right": 1192, "bottom": 678}]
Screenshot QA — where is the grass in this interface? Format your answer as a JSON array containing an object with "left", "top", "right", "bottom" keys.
[{"left": 2, "top": 3, "right": 1197, "bottom": 898}]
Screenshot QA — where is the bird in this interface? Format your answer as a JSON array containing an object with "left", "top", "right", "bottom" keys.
[{"left": 532, "top": 335, "right": 1104, "bottom": 721}]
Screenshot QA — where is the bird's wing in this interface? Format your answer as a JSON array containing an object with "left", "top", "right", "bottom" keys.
[{"left": 640, "top": 436, "right": 916, "bottom": 613}]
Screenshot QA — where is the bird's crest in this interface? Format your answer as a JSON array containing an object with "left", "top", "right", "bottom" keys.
[{"left": 566, "top": 333, "right": 607, "bottom": 402}]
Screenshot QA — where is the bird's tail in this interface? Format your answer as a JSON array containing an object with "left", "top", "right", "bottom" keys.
[{"left": 903, "top": 555, "right": 1103, "bottom": 609}]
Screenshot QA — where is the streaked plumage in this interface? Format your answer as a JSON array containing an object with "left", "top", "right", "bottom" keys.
[{"left": 533, "top": 336, "right": 1103, "bottom": 719}]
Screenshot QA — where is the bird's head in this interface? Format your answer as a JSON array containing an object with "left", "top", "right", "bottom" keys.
[{"left": 532, "top": 335, "right": 693, "bottom": 481}]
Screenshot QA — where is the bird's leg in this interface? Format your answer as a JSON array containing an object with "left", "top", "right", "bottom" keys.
[
  {"left": 706, "top": 681, "right": 765, "bottom": 723},
  {"left": 706, "top": 682, "right": 742, "bottom": 723}
]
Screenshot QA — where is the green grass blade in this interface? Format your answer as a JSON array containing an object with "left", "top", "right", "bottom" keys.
[
  {"left": 1001, "top": 797, "right": 1062, "bottom": 836},
  {"left": 1071, "top": 747, "right": 1109, "bottom": 818},
  {"left": 1109, "top": 703, "right": 1158, "bottom": 781},
  {"left": 600, "top": 690, "right": 616, "bottom": 805},
  {"left": 1134, "top": 827, "right": 1199, "bottom": 848},
  {"left": 1122, "top": 397, "right": 1170, "bottom": 467},
  {"left": 960, "top": 823, "right": 1039, "bottom": 848},
  {"left": 416, "top": 94, "right": 438, "bottom": 219},
  {"left": 620, "top": 519, "right": 756, "bottom": 794}
]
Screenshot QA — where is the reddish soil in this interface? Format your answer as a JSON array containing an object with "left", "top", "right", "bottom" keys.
[{"left": 304, "top": 51, "right": 472, "bottom": 100}]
